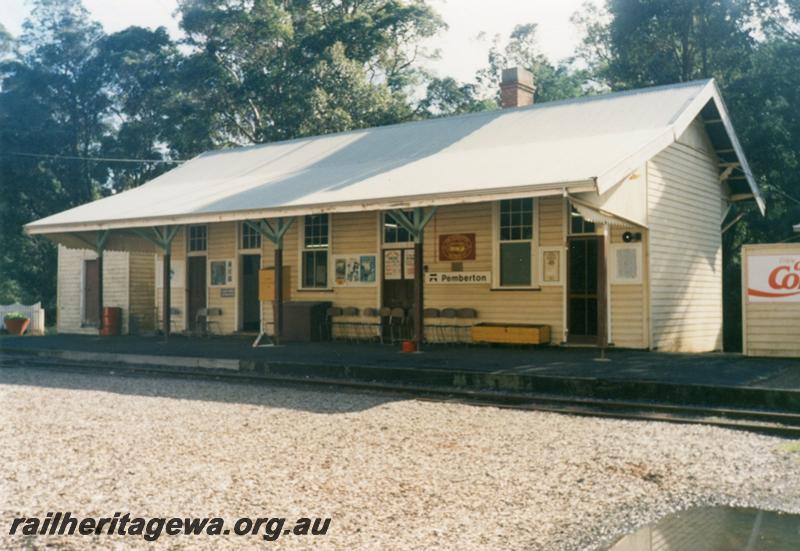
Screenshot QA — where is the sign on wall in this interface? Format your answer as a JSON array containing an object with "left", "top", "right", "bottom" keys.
[
  {"left": 609, "top": 243, "right": 643, "bottom": 284},
  {"left": 747, "top": 254, "right": 800, "bottom": 302},
  {"left": 210, "top": 260, "right": 233, "bottom": 286},
  {"left": 403, "top": 248, "right": 415, "bottom": 279},
  {"left": 439, "top": 233, "right": 476, "bottom": 261},
  {"left": 383, "top": 250, "right": 402, "bottom": 280},
  {"left": 425, "top": 272, "right": 490, "bottom": 285},
  {"left": 334, "top": 254, "right": 377, "bottom": 286},
  {"left": 538, "top": 247, "right": 563, "bottom": 285}
]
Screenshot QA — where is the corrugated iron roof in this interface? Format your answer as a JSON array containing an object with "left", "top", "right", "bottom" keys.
[{"left": 26, "top": 78, "right": 762, "bottom": 233}]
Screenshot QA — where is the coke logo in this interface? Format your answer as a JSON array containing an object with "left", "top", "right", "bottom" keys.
[{"left": 768, "top": 261, "right": 800, "bottom": 290}]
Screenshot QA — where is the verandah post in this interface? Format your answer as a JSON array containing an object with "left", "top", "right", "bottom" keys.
[
  {"left": 95, "top": 231, "right": 108, "bottom": 331},
  {"left": 163, "top": 247, "right": 171, "bottom": 337},
  {"left": 414, "top": 239, "right": 424, "bottom": 349},
  {"left": 274, "top": 242, "right": 283, "bottom": 344}
]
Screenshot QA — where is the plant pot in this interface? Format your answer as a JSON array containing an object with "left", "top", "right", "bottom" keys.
[
  {"left": 4, "top": 318, "right": 30, "bottom": 336},
  {"left": 401, "top": 340, "right": 416, "bottom": 353}
]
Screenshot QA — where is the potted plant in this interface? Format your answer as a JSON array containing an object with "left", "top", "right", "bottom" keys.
[{"left": 4, "top": 312, "right": 30, "bottom": 336}]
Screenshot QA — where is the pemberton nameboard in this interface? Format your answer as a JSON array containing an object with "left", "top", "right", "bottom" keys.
[{"left": 424, "top": 272, "right": 490, "bottom": 285}]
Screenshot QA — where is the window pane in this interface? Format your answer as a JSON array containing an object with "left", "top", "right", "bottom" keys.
[
  {"left": 384, "top": 211, "right": 415, "bottom": 244},
  {"left": 314, "top": 251, "right": 328, "bottom": 287},
  {"left": 304, "top": 214, "right": 329, "bottom": 248},
  {"left": 303, "top": 250, "right": 328, "bottom": 288},
  {"left": 499, "top": 198, "right": 533, "bottom": 242},
  {"left": 570, "top": 206, "right": 596, "bottom": 235},
  {"left": 189, "top": 225, "right": 207, "bottom": 251},
  {"left": 240, "top": 223, "right": 261, "bottom": 249},
  {"left": 500, "top": 242, "right": 531, "bottom": 286}
]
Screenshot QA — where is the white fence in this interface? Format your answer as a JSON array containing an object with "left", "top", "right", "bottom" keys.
[{"left": 1, "top": 302, "right": 46, "bottom": 335}]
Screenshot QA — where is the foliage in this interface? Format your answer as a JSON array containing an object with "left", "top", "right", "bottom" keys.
[
  {"left": 3, "top": 312, "right": 29, "bottom": 321},
  {"left": 174, "top": 0, "right": 444, "bottom": 144},
  {"left": 476, "top": 23, "right": 596, "bottom": 104}
]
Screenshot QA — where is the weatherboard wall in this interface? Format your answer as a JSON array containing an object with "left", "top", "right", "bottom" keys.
[{"left": 646, "top": 120, "right": 725, "bottom": 352}]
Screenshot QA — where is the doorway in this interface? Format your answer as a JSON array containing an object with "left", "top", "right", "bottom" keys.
[
  {"left": 240, "top": 254, "right": 261, "bottom": 332},
  {"left": 381, "top": 248, "right": 414, "bottom": 310},
  {"left": 567, "top": 236, "right": 602, "bottom": 344},
  {"left": 187, "top": 256, "right": 207, "bottom": 331},
  {"left": 83, "top": 259, "right": 100, "bottom": 326},
  {"left": 381, "top": 248, "right": 414, "bottom": 341}
]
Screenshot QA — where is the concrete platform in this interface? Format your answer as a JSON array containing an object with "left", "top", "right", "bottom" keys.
[{"left": 2, "top": 335, "right": 800, "bottom": 412}]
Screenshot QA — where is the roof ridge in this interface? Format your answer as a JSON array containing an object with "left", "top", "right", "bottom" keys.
[{"left": 194, "top": 79, "right": 713, "bottom": 161}]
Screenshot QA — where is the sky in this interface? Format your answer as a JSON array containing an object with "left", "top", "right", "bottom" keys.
[{"left": 2, "top": 0, "right": 596, "bottom": 83}]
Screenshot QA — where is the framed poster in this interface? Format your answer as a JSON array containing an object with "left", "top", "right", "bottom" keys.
[
  {"left": 333, "top": 254, "right": 378, "bottom": 286},
  {"left": 384, "top": 249, "right": 402, "bottom": 280},
  {"left": 538, "top": 247, "right": 563, "bottom": 286},
  {"left": 210, "top": 260, "right": 233, "bottom": 286},
  {"left": 335, "top": 258, "right": 347, "bottom": 285},
  {"left": 360, "top": 255, "right": 376, "bottom": 283},
  {"left": 403, "top": 248, "right": 415, "bottom": 279}
]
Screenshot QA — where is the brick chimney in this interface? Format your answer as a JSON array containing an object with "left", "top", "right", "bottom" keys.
[{"left": 500, "top": 67, "right": 535, "bottom": 108}]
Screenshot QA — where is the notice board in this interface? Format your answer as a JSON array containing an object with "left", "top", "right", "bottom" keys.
[{"left": 259, "top": 266, "right": 291, "bottom": 302}]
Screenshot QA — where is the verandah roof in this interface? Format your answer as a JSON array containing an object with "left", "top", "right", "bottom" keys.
[{"left": 26, "top": 78, "right": 763, "bottom": 240}]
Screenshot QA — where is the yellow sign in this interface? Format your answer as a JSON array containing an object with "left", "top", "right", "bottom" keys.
[{"left": 259, "top": 267, "right": 291, "bottom": 301}]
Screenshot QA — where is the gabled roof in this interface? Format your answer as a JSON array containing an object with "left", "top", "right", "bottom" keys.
[{"left": 26, "top": 78, "right": 763, "bottom": 234}]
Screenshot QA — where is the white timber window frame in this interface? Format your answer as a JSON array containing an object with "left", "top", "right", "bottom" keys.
[
  {"left": 381, "top": 210, "right": 416, "bottom": 249},
  {"left": 492, "top": 198, "right": 539, "bottom": 289},
  {"left": 187, "top": 224, "right": 208, "bottom": 255},
  {"left": 298, "top": 213, "right": 332, "bottom": 290},
  {"left": 238, "top": 221, "right": 262, "bottom": 251}
]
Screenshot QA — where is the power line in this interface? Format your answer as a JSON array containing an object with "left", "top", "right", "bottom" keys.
[{"left": 2, "top": 151, "right": 185, "bottom": 164}]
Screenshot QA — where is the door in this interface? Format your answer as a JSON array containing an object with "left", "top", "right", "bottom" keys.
[
  {"left": 83, "top": 259, "right": 100, "bottom": 326},
  {"left": 381, "top": 249, "right": 414, "bottom": 340},
  {"left": 241, "top": 254, "right": 261, "bottom": 332},
  {"left": 187, "top": 256, "right": 207, "bottom": 331},
  {"left": 567, "top": 236, "right": 602, "bottom": 344},
  {"left": 381, "top": 249, "right": 414, "bottom": 310}
]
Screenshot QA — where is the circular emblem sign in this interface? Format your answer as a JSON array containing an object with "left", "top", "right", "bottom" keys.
[{"left": 439, "top": 233, "right": 476, "bottom": 261}]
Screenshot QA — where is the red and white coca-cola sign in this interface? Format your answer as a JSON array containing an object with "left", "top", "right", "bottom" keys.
[{"left": 747, "top": 254, "right": 800, "bottom": 302}]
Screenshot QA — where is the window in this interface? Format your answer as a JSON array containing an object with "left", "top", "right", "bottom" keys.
[
  {"left": 240, "top": 222, "right": 261, "bottom": 250},
  {"left": 302, "top": 214, "right": 329, "bottom": 288},
  {"left": 498, "top": 198, "right": 535, "bottom": 287},
  {"left": 188, "top": 225, "right": 207, "bottom": 252},
  {"left": 569, "top": 206, "right": 596, "bottom": 235},
  {"left": 383, "top": 211, "right": 415, "bottom": 245}
]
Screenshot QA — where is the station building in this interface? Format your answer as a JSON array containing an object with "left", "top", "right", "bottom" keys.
[{"left": 28, "top": 71, "right": 764, "bottom": 352}]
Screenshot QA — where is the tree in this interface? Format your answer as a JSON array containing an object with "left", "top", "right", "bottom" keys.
[
  {"left": 0, "top": 1, "right": 183, "bottom": 310},
  {"left": 416, "top": 76, "right": 495, "bottom": 117},
  {"left": 476, "top": 23, "right": 595, "bottom": 104},
  {"left": 175, "top": 0, "right": 444, "bottom": 144}
]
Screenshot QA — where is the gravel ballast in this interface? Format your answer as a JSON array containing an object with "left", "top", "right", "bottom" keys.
[{"left": 1, "top": 367, "right": 799, "bottom": 550}]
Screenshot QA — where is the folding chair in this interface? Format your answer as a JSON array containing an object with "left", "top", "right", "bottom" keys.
[
  {"left": 455, "top": 308, "right": 478, "bottom": 343},
  {"left": 423, "top": 308, "right": 441, "bottom": 343},
  {"left": 439, "top": 308, "right": 458, "bottom": 344},
  {"left": 325, "top": 306, "right": 343, "bottom": 341}
]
